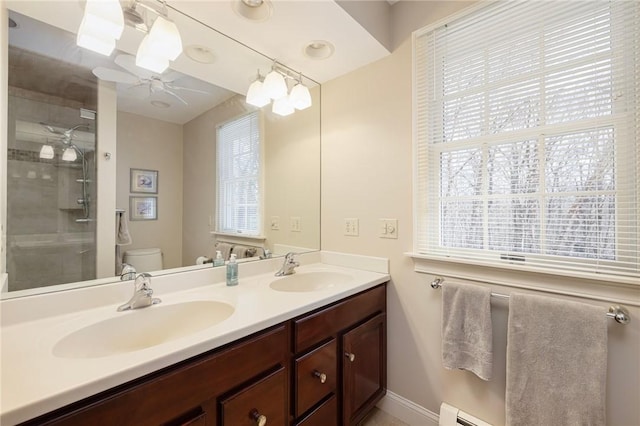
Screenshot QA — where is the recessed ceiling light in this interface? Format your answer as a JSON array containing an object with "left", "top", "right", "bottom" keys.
[
  {"left": 184, "top": 45, "right": 216, "bottom": 64},
  {"left": 303, "top": 40, "right": 335, "bottom": 60},
  {"left": 232, "top": 0, "right": 273, "bottom": 22},
  {"left": 151, "top": 100, "right": 170, "bottom": 108}
]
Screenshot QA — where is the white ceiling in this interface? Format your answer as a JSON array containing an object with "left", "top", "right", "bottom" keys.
[{"left": 6, "top": 0, "right": 392, "bottom": 124}]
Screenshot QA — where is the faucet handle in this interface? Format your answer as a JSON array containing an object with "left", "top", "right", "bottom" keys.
[
  {"left": 120, "top": 263, "right": 136, "bottom": 281},
  {"left": 134, "top": 272, "right": 152, "bottom": 291}
]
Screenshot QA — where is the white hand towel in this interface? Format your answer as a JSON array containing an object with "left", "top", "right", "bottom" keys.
[
  {"left": 116, "top": 212, "right": 132, "bottom": 246},
  {"left": 441, "top": 281, "right": 493, "bottom": 381},
  {"left": 506, "top": 293, "right": 607, "bottom": 426},
  {"left": 215, "top": 242, "right": 233, "bottom": 260}
]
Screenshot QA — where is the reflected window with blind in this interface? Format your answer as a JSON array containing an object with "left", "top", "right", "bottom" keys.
[
  {"left": 413, "top": 1, "right": 639, "bottom": 279},
  {"left": 216, "top": 111, "right": 263, "bottom": 236}
]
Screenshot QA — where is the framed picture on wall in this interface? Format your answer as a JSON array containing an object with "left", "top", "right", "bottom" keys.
[
  {"left": 130, "top": 196, "right": 158, "bottom": 221},
  {"left": 130, "top": 168, "right": 158, "bottom": 194}
]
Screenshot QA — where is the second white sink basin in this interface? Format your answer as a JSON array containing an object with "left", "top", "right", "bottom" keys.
[
  {"left": 269, "top": 271, "right": 352, "bottom": 292},
  {"left": 53, "top": 301, "right": 234, "bottom": 359}
]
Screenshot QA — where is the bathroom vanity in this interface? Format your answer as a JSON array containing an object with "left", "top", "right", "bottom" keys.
[{"left": 1, "top": 254, "right": 389, "bottom": 426}]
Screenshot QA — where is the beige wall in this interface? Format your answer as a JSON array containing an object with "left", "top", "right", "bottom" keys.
[
  {"left": 116, "top": 111, "right": 183, "bottom": 270},
  {"left": 321, "top": 2, "right": 640, "bottom": 425}
]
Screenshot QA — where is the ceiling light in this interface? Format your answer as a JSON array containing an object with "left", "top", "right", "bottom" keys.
[
  {"left": 62, "top": 147, "right": 77, "bottom": 162},
  {"left": 263, "top": 69, "right": 288, "bottom": 100},
  {"left": 303, "top": 40, "right": 335, "bottom": 60},
  {"left": 232, "top": 0, "right": 273, "bottom": 22},
  {"left": 39, "top": 145, "right": 55, "bottom": 160},
  {"left": 151, "top": 100, "right": 171, "bottom": 108},
  {"left": 289, "top": 83, "right": 312, "bottom": 110},
  {"left": 185, "top": 45, "right": 215, "bottom": 64},
  {"left": 76, "top": 0, "right": 124, "bottom": 56},
  {"left": 272, "top": 97, "right": 295, "bottom": 116}
]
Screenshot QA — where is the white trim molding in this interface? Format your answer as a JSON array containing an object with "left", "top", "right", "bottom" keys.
[{"left": 377, "top": 391, "right": 439, "bottom": 426}]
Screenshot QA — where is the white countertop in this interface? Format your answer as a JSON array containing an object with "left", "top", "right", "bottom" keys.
[{"left": 0, "top": 252, "right": 389, "bottom": 425}]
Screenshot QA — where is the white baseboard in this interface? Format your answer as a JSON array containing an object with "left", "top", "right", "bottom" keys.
[{"left": 376, "top": 391, "right": 439, "bottom": 426}]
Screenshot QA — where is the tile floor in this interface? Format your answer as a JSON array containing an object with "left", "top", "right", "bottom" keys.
[{"left": 360, "top": 408, "right": 409, "bottom": 426}]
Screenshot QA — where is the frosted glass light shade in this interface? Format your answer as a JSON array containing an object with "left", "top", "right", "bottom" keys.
[
  {"left": 272, "top": 96, "right": 294, "bottom": 116},
  {"left": 136, "top": 35, "right": 169, "bottom": 73},
  {"left": 62, "top": 147, "right": 77, "bottom": 162},
  {"left": 263, "top": 70, "right": 288, "bottom": 100},
  {"left": 246, "top": 80, "right": 271, "bottom": 107},
  {"left": 76, "top": 0, "right": 123, "bottom": 55},
  {"left": 39, "top": 145, "right": 55, "bottom": 160},
  {"left": 146, "top": 16, "right": 183, "bottom": 61},
  {"left": 289, "top": 83, "right": 312, "bottom": 110}
]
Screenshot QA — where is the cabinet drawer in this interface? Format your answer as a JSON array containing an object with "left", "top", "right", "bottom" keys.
[
  {"left": 295, "top": 395, "right": 337, "bottom": 426},
  {"left": 294, "top": 285, "right": 386, "bottom": 352},
  {"left": 220, "top": 367, "right": 287, "bottom": 426},
  {"left": 295, "top": 339, "right": 337, "bottom": 417}
]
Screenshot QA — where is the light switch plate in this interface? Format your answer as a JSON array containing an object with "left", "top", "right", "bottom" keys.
[
  {"left": 290, "top": 216, "right": 301, "bottom": 232},
  {"left": 271, "top": 216, "right": 280, "bottom": 230},
  {"left": 344, "top": 218, "right": 359, "bottom": 236},
  {"left": 379, "top": 218, "right": 398, "bottom": 239}
]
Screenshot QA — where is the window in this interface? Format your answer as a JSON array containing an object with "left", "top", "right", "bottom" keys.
[
  {"left": 414, "top": 1, "right": 639, "bottom": 280},
  {"left": 216, "top": 111, "right": 262, "bottom": 236}
]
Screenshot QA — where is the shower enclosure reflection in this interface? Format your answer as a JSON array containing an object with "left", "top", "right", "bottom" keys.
[{"left": 7, "top": 82, "right": 97, "bottom": 291}]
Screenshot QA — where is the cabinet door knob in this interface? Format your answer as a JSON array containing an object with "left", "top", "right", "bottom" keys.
[
  {"left": 250, "top": 409, "right": 267, "bottom": 426},
  {"left": 345, "top": 352, "right": 356, "bottom": 362},
  {"left": 313, "top": 370, "right": 327, "bottom": 383}
]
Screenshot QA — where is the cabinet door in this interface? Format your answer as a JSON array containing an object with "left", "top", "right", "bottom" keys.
[
  {"left": 295, "top": 339, "right": 337, "bottom": 417},
  {"left": 342, "top": 313, "right": 386, "bottom": 426},
  {"left": 219, "top": 367, "right": 287, "bottom": 426}
]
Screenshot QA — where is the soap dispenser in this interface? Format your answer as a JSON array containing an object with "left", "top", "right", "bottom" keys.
[
  {"left": 226, "top": 253, "right": 238, "bottom": 286},
  {"left": 213, "top": 250, "right": 224, "bottom": 267}
]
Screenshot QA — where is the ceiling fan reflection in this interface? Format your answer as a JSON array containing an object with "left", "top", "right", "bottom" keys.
[{"left": 92, "top": 54, "right": 209, "bottom": 106}]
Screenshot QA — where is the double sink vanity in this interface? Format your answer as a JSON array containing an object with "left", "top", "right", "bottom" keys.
[{"left": 1, "top": 252, "right": 389, "bottom": 425}]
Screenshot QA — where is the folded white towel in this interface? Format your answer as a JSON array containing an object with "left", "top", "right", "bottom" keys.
[
  {"left": 215, "top": 242, "right": 233, "bottom": 260},
  {"left": 441, "top": 281, "right": 493, "bottom": 381},
  {"left": 506, "top": 293, "right": 607, "bottom": 426}
]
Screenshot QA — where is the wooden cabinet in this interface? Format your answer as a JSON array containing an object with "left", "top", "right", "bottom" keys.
[
  {"left": 292, "top": 284, "right": 387, "bottom": 426},
  {"left": 20, "top": 284, "right": 387, "bottom": 426}
]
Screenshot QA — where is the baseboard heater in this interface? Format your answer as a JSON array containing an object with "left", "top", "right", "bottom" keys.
[{"left": 439, "top": 403, "right": 492, "bottom": 426}]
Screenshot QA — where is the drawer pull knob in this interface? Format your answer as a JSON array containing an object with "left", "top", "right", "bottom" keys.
[
  {"left": 313, "top": 370, "right": 327, "bottom": 383},
  {"left": 345, "top": 352, "right": 356, "bottom": 362},
  {"left": 250, "top": 409, "right": 267, "bottom": 426}
]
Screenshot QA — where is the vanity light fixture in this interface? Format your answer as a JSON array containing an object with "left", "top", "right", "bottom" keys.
[
  {"left": 39, "top": 144, "right": 55, "bottom": 160},
  {"left": 246, "top": 62, "right": 312, "bottom": 116},
  {"left": 76, "top": 0, "right": 124, "bottom": 56},
  {"left": 77, "top": 0, "right": 183, "bottom": 74},
  {"left": 62, "top": 147, "right": 78, "bottom": 162}
]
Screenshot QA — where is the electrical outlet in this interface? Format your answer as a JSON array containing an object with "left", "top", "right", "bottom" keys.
[
  {"left": 379, "top": 218, "right": 398, "bottom": 239},
  {"left": 290, "top": 216, "right": 301, "bottom": 232},
  {"left": 344, "top": 218, "right": 359, "bottom": 236},
  {"left": 271, "top": 216, "right": 280, "bottom": 230}
]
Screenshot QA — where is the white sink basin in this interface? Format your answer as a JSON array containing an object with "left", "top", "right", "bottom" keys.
[
  {"left": 269, "top": 271, "right": 352, "bottom": 292},
  {"left": 53, "top": 301, "right": 234, "bottom": 358}
]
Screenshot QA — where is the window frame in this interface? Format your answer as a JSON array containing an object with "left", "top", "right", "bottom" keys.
[
  {"left": 215, "top": 110, "right": 265, "bottom": 238},
  {"left": 410, "top": 0, "right": 640, "bottom": 284}
]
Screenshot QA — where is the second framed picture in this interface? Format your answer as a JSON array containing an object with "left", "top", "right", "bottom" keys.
[
  {"left": 130, "top": 196, "right": 157, "bottom": 221},
  {"left": 130, "top": 168, "right": 158, "bottom": 194}
]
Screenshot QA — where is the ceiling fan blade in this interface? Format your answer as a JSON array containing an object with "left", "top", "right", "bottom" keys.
[
  {"left": 114, "top": 54, "right": 155, "bottom": 80},
  {"left": 163, "top": 88, "right": 189, "bottom": 105},
  {"left": 165, "top": 83, "right": 211, "bottom": 95},
  {"left": 92, "top": 67, "right": 140, "bottom": 85}
]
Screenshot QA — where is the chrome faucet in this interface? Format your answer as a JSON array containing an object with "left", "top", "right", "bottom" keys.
[
  {"left": 259, "top": 247, "right": 272, "bottom": 259},
  {"left": 117, "top": 273, "right": 161, "bottom": 311},
  {"left": 120, "top": 263, "right": 136, "bottom": 281},
  {"left": 275, "top": 252, "right": 299, "bottom": 276}
]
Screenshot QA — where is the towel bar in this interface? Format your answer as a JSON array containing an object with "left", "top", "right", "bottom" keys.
[{"left": 431, "top": 277, "right": 631, "bottom": 324}]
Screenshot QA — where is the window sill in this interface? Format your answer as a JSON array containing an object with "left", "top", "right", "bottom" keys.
[
  {"left": 211, "top": 232, "right": 266, "bottom": 244},
  {"left": 406, "top": 252, "right": 640, "bottom": 306}
]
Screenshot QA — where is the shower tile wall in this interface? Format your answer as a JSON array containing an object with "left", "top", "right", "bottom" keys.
[{"left": 7, "top": 94, "right": 96, "bottom": 291}]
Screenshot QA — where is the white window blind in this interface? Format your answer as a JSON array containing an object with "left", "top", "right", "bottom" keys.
[
  {"left": 216, "top": 111, "right": 262, "bottom": 236},
  {"left": 414, "top": 1, "right": 640, "bottom": 280}
]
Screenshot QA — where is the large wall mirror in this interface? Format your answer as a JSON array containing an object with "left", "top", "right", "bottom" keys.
[{"left": 2, "top": 1, "right": 321, "bottom": 298}]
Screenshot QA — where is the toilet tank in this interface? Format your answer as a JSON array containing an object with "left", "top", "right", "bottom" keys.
[{"left": 123, "top": 248, "right": 163, "bottom": 272}]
